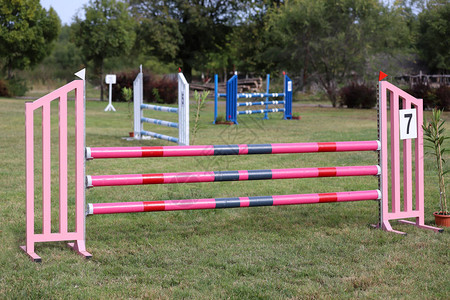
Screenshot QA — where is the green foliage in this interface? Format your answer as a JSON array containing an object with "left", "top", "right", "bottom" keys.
[
  {"left": 416, "top": 0, "right": 450, "bottom": 72},
  {"left": 0, "top": 0, "right": 60, "bottom": 78},
  {"left": 0, "top": 77, "right": 28, "bottom": 97},
  {"left": 129, "top": 0, "right": 243, "bottom": 80},
  {"left": 264, "top": 0, "right": 411, "bottom": 106},
  {"left": 71, "top": 0, "right": 136, "bottom": 100},
  {"left": 6, "top": 76, "right": 28, "bottom": 96},
  {"left": 423, "top": 108, "right": 449, "bottom": 214},
  {"left": 43, "top": 26, "right": 83, "bottom": 80},
  {"left": 152, "top": 87, "right": 163, "bottom": 103},
  {"left": 191, "top": 90, "right": 209, "bottom": 144},
  {"left": 122, "top": 87, "right": 133, "bottom": 102},
  {"left": 122, "top": 87, "right": 133, "bottom": 125}
]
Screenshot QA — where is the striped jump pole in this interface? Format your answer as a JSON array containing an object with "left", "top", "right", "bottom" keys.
[
  {"left": 238, "top": 108, "right": 285, "bottom": 115},
  {"left": 237, "top": 93, "right": 285, "bottom": 98},
  {"left": 141, "top": 104, "right": 178, "bottom": 113},
  {"left": 238, "top": 100, "right": 285, "bottom": 107},
  {"left": 133, "top": 66, "right": 189, "bottom": 145},
  {"left": 264, "top": 74, "right": 270, "bottom": 119},
  {"left": 86, "top": 140, "right": 381, "bottom": 159},
  {"left": 86, "top": 165, "right": 381, "bottom": 188},
  {"left": 88, "top": 190, "right": 382, "bottom": 215}
]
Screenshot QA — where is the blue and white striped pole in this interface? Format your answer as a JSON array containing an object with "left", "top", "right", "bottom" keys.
[
  {"left": 214, "top": 74, "right": 218, "bottom": 124},
  {"left": 264, "top": 74, "right": 270, "bottom": 120}
]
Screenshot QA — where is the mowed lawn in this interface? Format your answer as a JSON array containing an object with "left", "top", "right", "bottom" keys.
[{"left": 0, "top": 96, "right": 449, "bottom": 299}]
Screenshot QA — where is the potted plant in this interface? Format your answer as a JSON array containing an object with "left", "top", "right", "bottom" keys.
[
  {"left": 423, "top": 108, "right": 449, "bottom": 227},
  {"left": 292, "top": 112, "right": 301, "bottom": 120},
  {"left": 122, "top": 87, "right": 134, "bottom": 137}
]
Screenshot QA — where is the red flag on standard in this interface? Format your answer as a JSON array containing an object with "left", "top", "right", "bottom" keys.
[{"left": 378, "top": 71, "right": 388, "bottom": 81}]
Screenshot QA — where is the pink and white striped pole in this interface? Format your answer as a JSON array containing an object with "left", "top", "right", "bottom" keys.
[
  {"left": 86, "top": 165, "right": 380, "bottom": 188},
  {"left": 88, "top": 190, "right": 382, "bottom": 215},
  {"left": 86, "top": 140, "right": 380, "bottom": 159}
]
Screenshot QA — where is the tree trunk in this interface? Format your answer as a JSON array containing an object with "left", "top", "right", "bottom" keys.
[
  {"left": 7, "top": 59, "right": 12, "bottom": 80},
  {"left": 326, "top": 89, "right": 338, "bottom": 107},
  {"left": 100, "top": 60, "right": 104, "bottom": 102},
  {"left": 94, "top": 57, "right": 104, "bottom": 101}
]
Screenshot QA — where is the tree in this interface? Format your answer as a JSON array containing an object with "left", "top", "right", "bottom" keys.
[
  {"left": 264, "top": 0, "right": 410, "bottom": 106},
  {"left": 129, "top": 0, "right": 242, "bottom": 81},
  {"left": 72, "top": 0, "right": 136, "bottom": 101},
  {"left": 0, "top": 0, "right": 60, "bottom": 78},
  {"left": 416, "top": 0, "right": 450, "bottom": 73},
  {"left": 39, "top": 25, "right": 83, "bottom": 81}
]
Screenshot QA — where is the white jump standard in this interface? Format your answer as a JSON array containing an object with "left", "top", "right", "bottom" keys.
[{"left": 133, "top": 66, "right": 189, "bottom": 145}]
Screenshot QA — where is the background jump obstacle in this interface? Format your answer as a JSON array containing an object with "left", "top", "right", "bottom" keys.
[
  {"left": 21, "top": 75, "right": 442, "bottom": 262},
  {"left": 104, "top": 74, "right": 116, "bottom": 112},
  {"left": 214, "top": 73, "right": 293, "bottom": 124},
  {"left": 133, "top": 65, "right": 189, "bottom": 145}
]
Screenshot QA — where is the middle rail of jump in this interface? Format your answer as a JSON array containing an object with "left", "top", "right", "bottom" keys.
[
  {"left": 133, "top": 66, "right": 189, "bottom": 145},
  {"left": 21, "top": 75, "right": 443, "bottom": 261}
]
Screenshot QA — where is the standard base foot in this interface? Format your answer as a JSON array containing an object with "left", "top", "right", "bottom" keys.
[
  {"left": 67, "top": 242, "right": 92, "bottom": 259},
  {"left": 398, "top": 220, "right": 443, "bottom": 233},
  {"left": 20, "top": 246, "right": 42, "bottom": 262},
  {"left": 104, "top": 103, "right": 116, "bottom": 112},
  {"left": 370, "top": 223, "right": 407, "bottom": 235}
]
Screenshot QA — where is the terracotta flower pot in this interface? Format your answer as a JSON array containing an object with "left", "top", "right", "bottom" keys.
[
  {"left": 434, "top": 212, "right": 450, "bottom": 227},
  {"left": 129, "top": 132, "right": 134, "bottom": 137}
]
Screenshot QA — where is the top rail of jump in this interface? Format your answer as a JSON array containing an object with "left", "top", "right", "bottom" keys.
[{"left": 21, "top": 69, "right": 443, "bottom": 262}]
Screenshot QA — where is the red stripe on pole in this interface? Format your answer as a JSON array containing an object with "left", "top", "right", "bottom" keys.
[
  {"left": 317, "top": 142, "right": 337, "bottom": 152},
  {"left": 143, "top": 201, "right": 165, "bottom": 211},
  {"left": 318, "top": 193, "right": 338, "bottom": 202},
  {"left": 318, "top": 167, "right": 337, "bottom": 177},
  {"left": 142, "top": 174, "right": 164, "bottom": 184},
  {"left": 141, "top": 147, "right": 163, "bottom": 157}
]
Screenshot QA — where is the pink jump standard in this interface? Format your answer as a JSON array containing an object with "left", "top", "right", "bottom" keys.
[
  {"left": 21, "top": 78, "right": 91, "bottom": 262},
  {"left": 378, "top": 81, "right": 441, "bottom": 234},
  {"left": 21, "top": 71, "right": 442, "bottom": 262}
]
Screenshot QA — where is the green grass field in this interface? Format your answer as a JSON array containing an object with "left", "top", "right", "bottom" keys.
[{"left": 0, "top": 97, "right": 448, "bottom": 299}]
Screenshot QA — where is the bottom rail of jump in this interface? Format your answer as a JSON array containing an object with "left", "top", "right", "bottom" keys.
[
  {"left": 21, "top": 72, "right": 443, "bottom": 262},
  {"left": 88, "top": 190, "right": 381, "bottom": 214},
  {"left": 133, "top": 66, "right": 189, "bottom": 145}
]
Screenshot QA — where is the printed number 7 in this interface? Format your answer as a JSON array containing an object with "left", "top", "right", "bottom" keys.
[{"left": 404, "top": 113, "right": 413, "bottom": 134}]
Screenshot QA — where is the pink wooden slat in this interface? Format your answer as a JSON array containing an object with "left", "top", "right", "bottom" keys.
[
  {"left": 42, "top": 102, "right": 51, "bottom": 235},
  {"left": 402, "top": 98, "right": 413, "bottom": 212},
  {"left": 25, "top": 103, "right": 36, "bottom": 254},
  {"left": 59, "top": 93, "right": 68, "bottom": 234},
  {"left": 380, "top": 82, "right": 391, "bottom": 230},
  {"left": 415, "top": 100, "right": 425, "bottom": 220},
  {"left": 390, "top": 91, "right": 401, "bottom": 213},
  {"left": 75, "top": 82, "right": 85, "bottom": 235}
]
